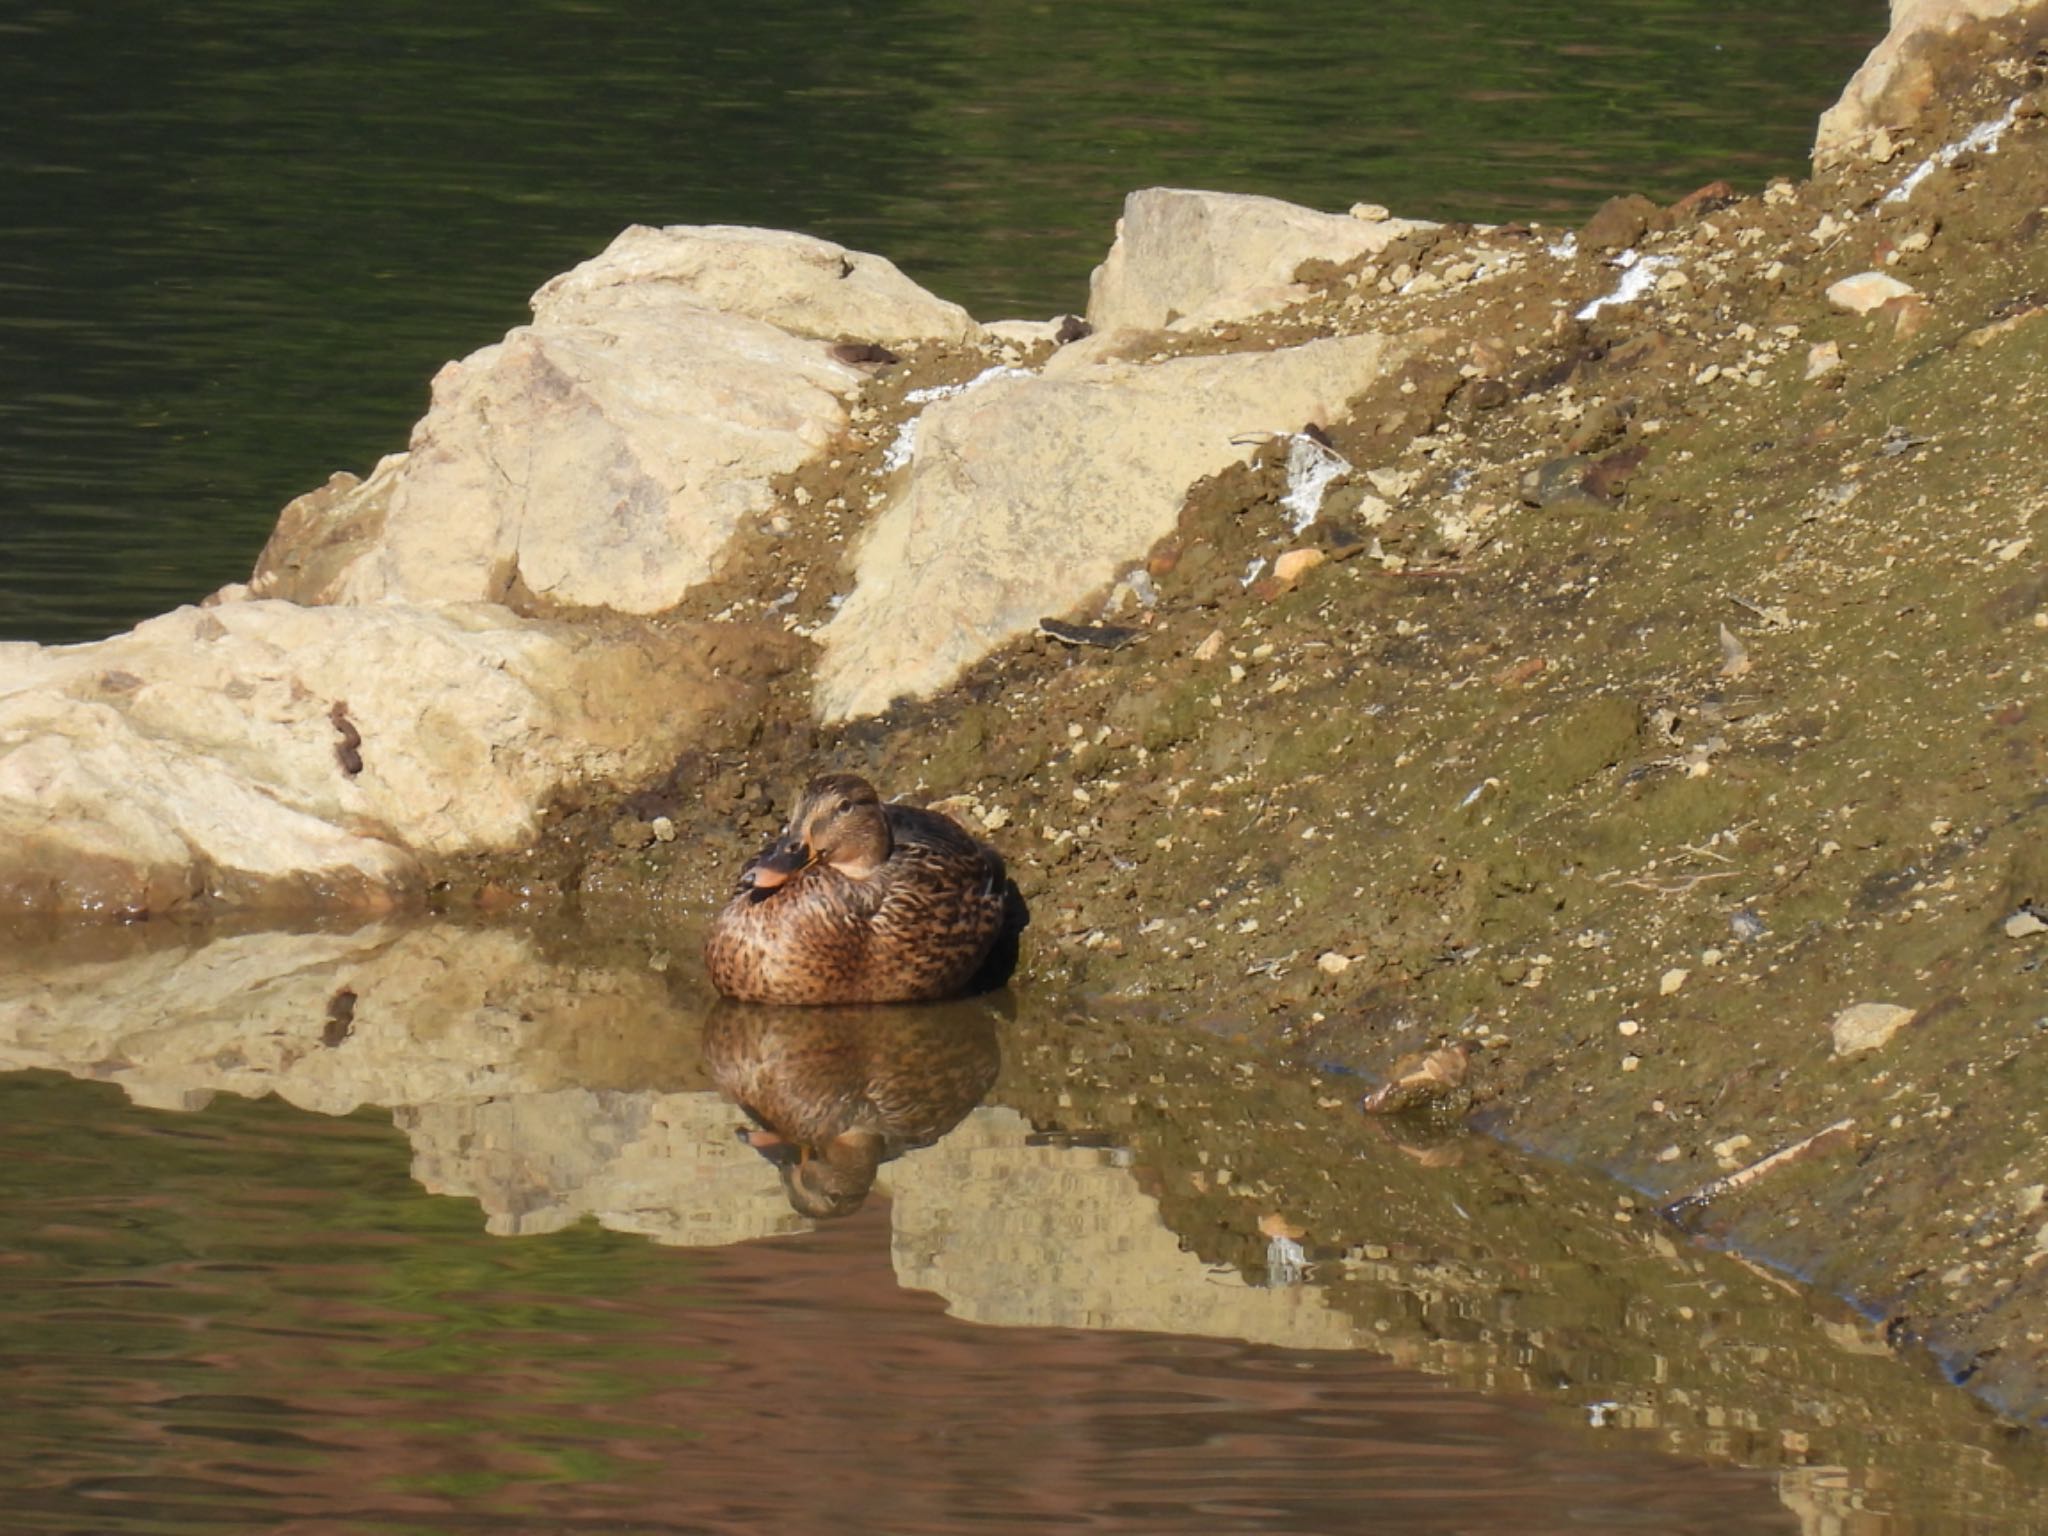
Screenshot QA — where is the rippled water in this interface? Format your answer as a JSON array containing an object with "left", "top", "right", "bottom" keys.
[
  {"left": 0, "top": 1074, "right": 1785, "bottom": 1534},
  {"left": 2, "top": 917, "right": 2044, "bottom": 1533},
  {"left": 0, "top": 0, "right": 1880, "bottom": 644}
]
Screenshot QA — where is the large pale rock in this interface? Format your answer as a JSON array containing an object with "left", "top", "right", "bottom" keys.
[
  {"left": 813, "top": 332, "right": 1407, "bottom": 721},
  {"left": 1815, "top": 0, "right": 2043, "bottom": 162},
  {"left": 260, "top": 307, "right": 855, "bottom": 611},
  {"left": 255, "top": 225, "right": 982, "bottom": 614},
  {"left": 0, "top": 599, "right": 728, "bottom": 916},
  {"left": 1087, "top": 188, "right": 1434, "bottom": 332},
  {"left": 531, "top": 223, "right": 984, "bottom": 345}
]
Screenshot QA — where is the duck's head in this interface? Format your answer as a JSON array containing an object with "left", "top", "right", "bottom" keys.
[
  {"left": 741, "top": 773, "right": 893, "bottom": 893},
  {"left": 738, "top": 1125, "right": 885, "bottom": 1219},
  {"left": 782, "top": 1129, "right": 886, "bottom": 1219}
]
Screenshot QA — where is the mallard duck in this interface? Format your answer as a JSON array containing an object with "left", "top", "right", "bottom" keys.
[
  {"left": 704, "top": 772, "right": 1016, "bottom": 1004},
  {"left": 704, "top": 998, "right": 1001, "bottom": 1218}
]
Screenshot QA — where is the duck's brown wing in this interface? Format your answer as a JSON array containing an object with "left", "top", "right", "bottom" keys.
[
  {"left": 857, "top": 806, "right": 1010, "bottom": 996},
  {"left": 884, "top": 804, "right": 1007, "bottom": 896}
]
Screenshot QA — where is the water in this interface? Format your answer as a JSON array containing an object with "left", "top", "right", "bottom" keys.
[
  {"left": 0, "top": 1079, "right": 1778, "bottom": 1534},
  {"left": 1, "top": 916, "right": 2043, "bottom": 1533},
  {"left": 0, "top": 0, "right": 1881, "bottom": 644}
]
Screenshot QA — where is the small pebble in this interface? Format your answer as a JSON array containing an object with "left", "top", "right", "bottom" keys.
[
  {"left": 1713, "top": 1134, "right": 1754, "bottom": 1166},
  {"left": 1826, "top": 271, "right": 1917, "bottom": 314},
  {"left": 1831, "top": 1001, "right": 1916, "bottom": 1056},
  {"left": 1272, "top": 548, "right": 1326, "bottom": 589}
]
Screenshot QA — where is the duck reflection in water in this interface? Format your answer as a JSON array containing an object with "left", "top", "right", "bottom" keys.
[{"left": 703, "top": 998, "right": 1003, "bottom": 1219}]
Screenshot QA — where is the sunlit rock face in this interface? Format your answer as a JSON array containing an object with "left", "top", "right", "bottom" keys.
[
  {"left": 0, "top": 600, "right": 724, "bottom": 917},
  {"left": 812, "top": 331, "right": 1408, "bottom": 721},
  {"left": 1814, "top": 0, "right": 2040, "bottom": 162},
  {"left": 256, "top": 225, "right": 981, "bottom": 615},
  {"left": 1087, "top": 188, "right": 1434, "bottom": 333}
]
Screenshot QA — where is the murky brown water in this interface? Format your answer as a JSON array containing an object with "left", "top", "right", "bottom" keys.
[{"left": 3, "top": 917, "right": 2044, "bottom": 1533}]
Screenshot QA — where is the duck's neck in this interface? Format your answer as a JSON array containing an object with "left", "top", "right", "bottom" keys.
[{"left": 822, "top": 808, "right": 892, "bottom": 879}]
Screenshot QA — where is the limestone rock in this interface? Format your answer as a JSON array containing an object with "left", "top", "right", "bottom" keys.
[
  {"left": 1827, "top": 271, "right": 1919, "bottom": 313},
  {"left": 1271, "top": 548, "right": 1326, "bottom": 589},
  {"left": 530, "top": 223, "right": 984, "bottom": 346},
  {"left": 812, "top": 331, "right": 1408, "bottom": 720},
  {"left": 259, "top": 306, "right": 856, "bottom": 612},
  {"left": 0, "top": 599, "right": 728, "bottom": 917},
  {"left": 1087, "top": 188, "right": 1434, "bottom": 332},
  {"left": 256, "top": 224, "right": 983, "bottom": 615},
  {"left": 1361, "top": 1041, "right": 1479, "bottom": 1116},
  {"left": 1815, "top": 0, "right": 2035, "bottom": 163},
  {"left": 1830, "top": 1001, "right": 1918, "bottom": 1055}
]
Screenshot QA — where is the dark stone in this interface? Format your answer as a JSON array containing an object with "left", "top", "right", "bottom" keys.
[
  {"left": 828, "top": 341, "right": 901, "bottom": 368},
  {"left": 1038, "top": 617, "right": 1144, "bottom": 650},
  {"left": 1580, "top": 193, "right": 1663, "bottom": 254},
  {"left": 1464, "top": 377, "right": 1512, "bottom": 411},
  {"left": 1519, "top": 455, "right": 1601, "bottom": 508},
  {"left": 1316, "top": 522, "right": 1370, "bottom": 560},
  {"left": 1584, "top": 443, "right": 1650, "bottom": 499},
  {"left": 1670, "top": 179, "right": 1737, "bottom": 221}
]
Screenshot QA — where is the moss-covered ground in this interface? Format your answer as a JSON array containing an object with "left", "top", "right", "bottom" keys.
[{"left": 463, "top": 47, "right": 2048, "bottom": 1431}]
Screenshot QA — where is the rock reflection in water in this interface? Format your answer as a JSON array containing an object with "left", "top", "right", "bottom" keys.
[
  {"left": 2, "top": 916, "right": 2046, "bottom": 1531},
  {"left": 704, "top": 997, "right": 1001, "bottom": 1218}
]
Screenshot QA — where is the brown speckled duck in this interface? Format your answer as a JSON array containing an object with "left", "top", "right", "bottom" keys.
[{"left": 704, "top": 773, "right": 1016, "bottom": 1004}]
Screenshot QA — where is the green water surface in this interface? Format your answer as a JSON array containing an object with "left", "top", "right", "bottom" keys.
[{"left": 0, "top": 0, "right": 1878, "bottom": 643}]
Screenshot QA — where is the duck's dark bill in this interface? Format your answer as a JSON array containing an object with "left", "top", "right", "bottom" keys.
[{"left": 742, "top": 840, "right": 811, "bottom": 893}]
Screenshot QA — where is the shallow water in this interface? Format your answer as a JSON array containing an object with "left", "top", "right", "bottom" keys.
[
  {"left": 0, "top": 1076, "right": 1782, "bottom": 1535},
  {"left": 2, "top": 916, "right": 2043, "bottom": 1533},
  {"left": 0, "top": 0, "right": 1881, "bottom": 645}
]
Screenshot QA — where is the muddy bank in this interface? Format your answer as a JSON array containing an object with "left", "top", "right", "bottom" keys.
[{"left": 451, "top": 42, "right": 2048, "bottom": 1424}]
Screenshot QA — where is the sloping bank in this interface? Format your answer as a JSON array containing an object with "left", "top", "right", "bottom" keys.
[{"left": 2, "top": 0, "right": 2045, "bottom": 1426}]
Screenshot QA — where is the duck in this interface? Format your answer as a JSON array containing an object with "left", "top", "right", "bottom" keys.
[
  {"left": 703, "top": 998, "right": 1001, "bottom": 1218},
  {"left": 704, "top": 772, "right": 1018, "bottom": 1005}
]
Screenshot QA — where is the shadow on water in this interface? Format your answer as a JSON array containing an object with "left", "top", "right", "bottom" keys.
[{"left": 0, "top": 915, "right": 2043, "bottom": 1532}]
